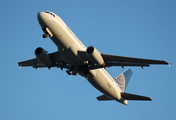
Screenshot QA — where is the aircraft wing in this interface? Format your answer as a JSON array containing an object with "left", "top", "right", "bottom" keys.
[
  {"left": 78, "top": 51, "right": 170, "bottom": 69},
  {"left": 101, "top": 53, "right": 170, "bottom": 69},
  {"left": 18, "top": 58, "right": 44, "bottom": 68},
  {"left": 18, "top": 51, "right": 68, "bottom": 69}
]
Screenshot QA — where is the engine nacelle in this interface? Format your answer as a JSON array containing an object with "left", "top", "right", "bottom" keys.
[
  {"left": 86, "top": 46, "right": 105, "bottom": 66},
  {"left": 35, "top": 47, "right": 52, "bottom": 67}
]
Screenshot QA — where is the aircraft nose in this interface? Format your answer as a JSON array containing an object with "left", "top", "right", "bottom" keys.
[
  {"left": 37, "top": 12, "right": 46, "bottom": 21},
  {"left": 37, "top": 12, "right": 48, "bottom": 27},
  {"left": 37, "top": 12, "right": 41, "bottom": 19}
]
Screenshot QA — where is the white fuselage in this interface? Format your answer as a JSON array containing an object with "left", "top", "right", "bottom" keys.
[{"left": 37, "top": 11, "right": 127, "bottom": 105}]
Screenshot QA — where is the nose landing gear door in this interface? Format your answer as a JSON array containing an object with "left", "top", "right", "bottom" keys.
[{"left": 42, "top": 27, "right": 53, "bottom": 38}]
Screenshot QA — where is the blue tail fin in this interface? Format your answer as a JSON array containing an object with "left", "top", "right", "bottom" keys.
[{"left": 114, "top": 68, "right": 133, "bottom": 92}]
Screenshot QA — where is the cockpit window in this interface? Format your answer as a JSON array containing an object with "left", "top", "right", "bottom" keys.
[
  {"left": 45, "top": 11, "right": 50, "bottom": 13},
  {"left": 45, "top": 11, "right": 55, "bottom": 17},
  {"left": 50, "top": 13, "right": 55, "bottom": 17}
]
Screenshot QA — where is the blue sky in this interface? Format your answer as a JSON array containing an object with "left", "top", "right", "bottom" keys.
[{"left": 1, "top": 0, "right": 176, "bottom": 120}]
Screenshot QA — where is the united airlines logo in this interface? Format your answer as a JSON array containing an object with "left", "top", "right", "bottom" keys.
[{"left": 114, "top": 74, "right": 125, "bottom": 92}]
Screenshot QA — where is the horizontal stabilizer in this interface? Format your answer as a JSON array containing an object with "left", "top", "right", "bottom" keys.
[
  {"left": 97, "top": 95, "right": 114, "bottom": 101},
  {"left": 121, "top": 92, "right": 152, "bottom": 101}
]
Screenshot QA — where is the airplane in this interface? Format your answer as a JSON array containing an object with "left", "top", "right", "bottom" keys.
[{"left": 18, "top": 11, "right": 170, "bottom": 105}]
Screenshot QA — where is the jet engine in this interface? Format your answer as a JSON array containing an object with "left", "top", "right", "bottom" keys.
[
  {"left": 35, "top": 47, "right": 52, "bottom": 67},
  {"left": 86, "top": 46, "right": 105, "bottom": 66}
]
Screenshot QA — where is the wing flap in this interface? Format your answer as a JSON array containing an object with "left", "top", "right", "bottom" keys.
[{"left": 106, "top": 62, "right": 150, "bottom": 67}]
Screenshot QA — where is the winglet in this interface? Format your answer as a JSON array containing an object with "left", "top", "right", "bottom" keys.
[
  {"left": 168, "top": 62, "right": 171, "bottom": 67},
  {"left": 163, "top": 60, "right": 171, "bottom": 67},
  {"left": 18, "top": 63, "right": 21, "bottom": 69}
]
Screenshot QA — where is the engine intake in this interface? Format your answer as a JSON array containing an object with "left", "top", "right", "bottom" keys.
[
  {"left": 86, "top": 46, "right": 105, "bottom": 66},
  {"left": 35, "top": 47, "right": 52, "bottom": 67}
]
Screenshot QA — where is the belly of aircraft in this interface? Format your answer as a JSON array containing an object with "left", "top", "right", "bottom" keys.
[
  {"left": 41, "top": 15, "right": 118, "bottom": 99},
  {"left": 86, "top": 69, "right": 118, "bottom": 100},
  {"left": 44, "top": 19, "right": 85, "bottom": 65}
]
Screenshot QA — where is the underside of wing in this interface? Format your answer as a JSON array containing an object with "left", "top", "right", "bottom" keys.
[
  {"left": 77, "top": 50, "right": 170, "bottom": 69},
  {"left": 18, "top": 51, "right": 69, "bottom": 69},
  {"left": 101, "top": 54, "right": 170, "bottom": 69},
  {"left": 18, "top": 58, "right": 44, "bottom": 68}
]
